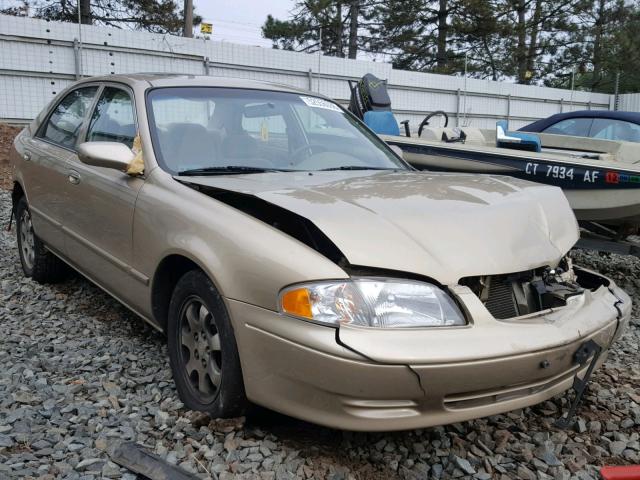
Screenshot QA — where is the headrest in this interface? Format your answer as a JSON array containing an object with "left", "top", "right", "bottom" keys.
[{"left": 361, "top": 73, "right": 392, "bottom": 109}]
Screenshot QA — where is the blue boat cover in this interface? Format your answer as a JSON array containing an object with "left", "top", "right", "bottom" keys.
[
  {"left": 364, "top": 111, "right": 400, "bottom": 136},
  {"left": 496, "top": 120, "right": 542, "bottom": 152}
]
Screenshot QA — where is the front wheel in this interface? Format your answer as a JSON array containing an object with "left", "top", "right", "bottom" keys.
[
  {"left": 15, "top": 196, "right": 68, "bottom": 284},
  {"left": 167, "top": 270, "right": 247, "bottom": 417}
]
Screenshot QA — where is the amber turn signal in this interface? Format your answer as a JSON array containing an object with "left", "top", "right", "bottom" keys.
[{"left": 280, "top": 288, "right": 313, "bottom": 319}]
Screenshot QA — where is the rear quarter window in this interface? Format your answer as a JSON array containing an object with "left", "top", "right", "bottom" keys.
[
  {"left": 590, "top": 118, "right": 640, "bottom": 142},
  {"left": 543, "top": 117, "right": 593, "bottom": 137}
]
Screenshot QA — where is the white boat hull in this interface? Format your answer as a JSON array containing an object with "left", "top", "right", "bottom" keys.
[{"left": 381, "top": 132, "right": 640, "bottom": 227}]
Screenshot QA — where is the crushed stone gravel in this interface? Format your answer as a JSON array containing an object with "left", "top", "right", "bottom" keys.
[{"left": 0, "top": 175, "right": 639, "bottom": 479}]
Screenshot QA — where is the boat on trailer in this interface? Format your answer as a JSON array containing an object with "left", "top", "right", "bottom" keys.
[
  {"left": 382, "top": 128, "right": 640, "bottom": 229},
  {"left": 347, "top": 74, "right": 640, "bottom": 232}
]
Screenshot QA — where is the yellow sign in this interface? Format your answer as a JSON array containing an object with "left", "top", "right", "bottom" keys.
[{"left": 200, "top": 23, "right": 212, "bottom": 34}]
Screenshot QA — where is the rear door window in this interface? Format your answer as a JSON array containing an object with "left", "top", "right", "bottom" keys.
[
  {"left": 543, "top": 118, "right": 593, "bottom": 137},
  {"left": 86, "top": 87, "right": 136, "bottom": 148},
  {"left": 39, "top": 86, "right": 98, "bottom": 149}
]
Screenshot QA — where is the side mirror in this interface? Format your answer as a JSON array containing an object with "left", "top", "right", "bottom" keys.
[{"left": 77, "top": 142, "right": 135, "bottom": 172}]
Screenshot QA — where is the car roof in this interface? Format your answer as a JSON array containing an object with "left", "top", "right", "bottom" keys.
[
  {"left": 521, "top": 109, "right": 640, "bottom": 131},
  {"left": 545, "top": 110, "right": 640, "bottom": 122},
  {"left": 74, "top": 73, "right": 315, "bottom": 96}
]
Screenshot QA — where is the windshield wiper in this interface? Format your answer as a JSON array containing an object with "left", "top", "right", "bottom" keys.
[
  {"left": 177, "top": 166, "right": 288, "bottom": 176},
  {"left": 319, "top": 166, "right": 398, "bottom": 171}
]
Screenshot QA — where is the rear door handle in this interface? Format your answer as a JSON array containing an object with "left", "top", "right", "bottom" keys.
[
  {"left": 68, "top": 170, "right": 81, "bottom": 185},
  {"left": 23, "top": 151, "right": 31, "bottom": 161}
]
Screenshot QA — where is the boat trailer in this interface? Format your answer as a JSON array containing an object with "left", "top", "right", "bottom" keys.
[{"left": 575, "top": 222, "right": 640, "bottom": 258}]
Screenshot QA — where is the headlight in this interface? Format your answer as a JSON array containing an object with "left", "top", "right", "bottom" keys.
[{"left": 279, "top": 278, "right": 466, "bottom": 328}]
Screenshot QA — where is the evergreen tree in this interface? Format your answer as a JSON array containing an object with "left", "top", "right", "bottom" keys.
[
  {"left": 366, "top": 0, "right": 465, "bottom": 73},
  {"left": 1, "top": 0, "right": 201, "bottom": 34},
  {"left": 546, "top": 0, "right": 635, "bottom": 93},
  {"left": 453, "top": 0, "right": 504, "bottom": 80},
  {"left": 262, "top": 0, "right": 373, "bottom": 59}
]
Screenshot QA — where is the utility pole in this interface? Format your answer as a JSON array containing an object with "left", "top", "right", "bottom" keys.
[
  {"left": 569, "top": 65, "right": 575, "bottom": 110},
  {"left": 76, "top": 0, "right": 83, "bottom": 77},
  {"left": 183, "top": 0, "right": 193, "bottom": 38},
  {"left": 317, "top": 26, "right": 322, "bottom": 92},
  {"left": 614, "top": 71, "right": 621, "bottom": 111},
  {"left": 462, "top": 52, "right": 468, "bottom": 126},
  {"left": 79, "top": 0, "right": 91, "bottom": 24}
]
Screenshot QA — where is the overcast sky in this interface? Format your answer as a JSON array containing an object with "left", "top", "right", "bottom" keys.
[{"left": 194, "top": 0, "right": 295, "bottom": 47}]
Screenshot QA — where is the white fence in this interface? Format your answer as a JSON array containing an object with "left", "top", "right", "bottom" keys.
[
  {"left": 619, "top": 93, "right": 640, "bottom": 112},
  {"left": 0, "top": 14, "right": 616, "bottom": 128}
]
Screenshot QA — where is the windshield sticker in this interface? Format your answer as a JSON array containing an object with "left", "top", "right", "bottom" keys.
[{"left": 300, "top": 96, "right": 342, "bottom": 112}]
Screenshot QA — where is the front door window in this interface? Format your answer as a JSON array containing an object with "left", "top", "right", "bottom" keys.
[{"left": 86, "top": 87, "right": 136, "bottom": 148}]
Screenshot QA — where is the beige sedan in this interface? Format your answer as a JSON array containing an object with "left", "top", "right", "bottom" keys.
[{"left": 9, "top": 74, "right": 630, "bottom": 431}]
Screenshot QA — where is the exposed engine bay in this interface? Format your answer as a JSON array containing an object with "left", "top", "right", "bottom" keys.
[{"left": 461, "top": 257, "right": 596, "bottom": 319}]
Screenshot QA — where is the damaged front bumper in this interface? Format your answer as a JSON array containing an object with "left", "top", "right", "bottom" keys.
[{"left": 228, "top": 271, "right": 630, "bottom": 432}]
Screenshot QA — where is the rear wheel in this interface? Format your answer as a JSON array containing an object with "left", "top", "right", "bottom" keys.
[
  {"left": 167, "top": 270, "right": 247, "bottom": 417},
  {"left": 15, "top": 196, "right": 68, "bottom": 284}
]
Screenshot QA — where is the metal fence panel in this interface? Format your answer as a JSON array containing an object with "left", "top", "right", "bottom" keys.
[
  {"left": 0, "top": 14, "right": 620, "bottom": 127},
  {"left": 619, "top": 93, "right": 640, "bottom": 112}
]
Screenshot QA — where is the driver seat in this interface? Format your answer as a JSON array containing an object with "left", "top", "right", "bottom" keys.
[
  {"left": 222, "top": 132, "right": 260, "bottom": 160},
  {"left": 363, "top": 111, "right": 400, "bottom": 136}
]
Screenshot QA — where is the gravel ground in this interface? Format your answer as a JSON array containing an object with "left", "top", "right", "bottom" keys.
[{"left": 0, "top": 184, "right": 639, "bottom": 479}]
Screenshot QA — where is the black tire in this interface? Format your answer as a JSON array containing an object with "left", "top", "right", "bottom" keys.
[
  {"left": 167, "top": 269, "right": 247, "bottom": 417},
  {"left": 15, "top": 196, "right": 68, "bottom": 284}
]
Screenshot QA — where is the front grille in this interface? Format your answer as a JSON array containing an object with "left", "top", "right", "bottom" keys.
[
  {"left": 461, "top": 263, "right": 582, "bottom": 320},
  {"left": 484, "top": 277, "right": 518, "bottom": 319}
]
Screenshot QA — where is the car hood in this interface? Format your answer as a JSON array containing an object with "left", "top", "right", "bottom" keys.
[{"left": 177, "top": 170, "right": 578, "bottom": 285}]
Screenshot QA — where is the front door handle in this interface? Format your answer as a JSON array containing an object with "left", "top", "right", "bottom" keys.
[{"left": 68, "top": 171, "right": 81, "bottom": 185}]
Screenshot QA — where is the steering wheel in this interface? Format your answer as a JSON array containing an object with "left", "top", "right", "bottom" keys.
[
  {"left": 290, "top": 144, "right": 329, "bottom": 162},
  {"left": 418, "top": 110, "right": 449, "bottom": 137}
]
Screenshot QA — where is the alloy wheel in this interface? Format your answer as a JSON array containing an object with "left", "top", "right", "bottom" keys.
[
  {"left": 179, "top": 296, "right": 223, "bottom": 400},
  {"left": 19, "top": 208, "right": 35, "bottom": 270}
]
